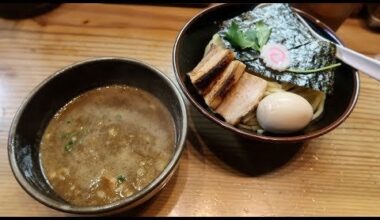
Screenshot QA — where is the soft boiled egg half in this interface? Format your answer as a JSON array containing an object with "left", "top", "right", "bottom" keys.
[{"left": 257, "top": 92, "right": 313, "bottom": 134}]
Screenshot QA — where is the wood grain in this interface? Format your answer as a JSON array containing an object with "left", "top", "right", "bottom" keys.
[{"left": 0, "top": 3, "right": 380, "bottom": 217}]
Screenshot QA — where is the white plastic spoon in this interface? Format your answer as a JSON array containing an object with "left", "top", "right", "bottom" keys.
[{"left": 256, "top": 3, "right": 380, "bottom": 81}]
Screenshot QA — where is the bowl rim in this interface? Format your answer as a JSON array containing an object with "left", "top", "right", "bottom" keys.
[
  {"left": 8, "top": 57, "right": 188, "bottom": 214},
  {"left": 172, "top": 3, "right": 360, "bottom": 143}
]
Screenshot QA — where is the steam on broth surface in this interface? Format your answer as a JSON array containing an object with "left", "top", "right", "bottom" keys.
[{"left": 39, "top": 85, "right": 175, "bottom": 206}]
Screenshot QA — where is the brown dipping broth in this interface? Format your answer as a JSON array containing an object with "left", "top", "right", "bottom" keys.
[{"left": 39, "top": 85, "right": 175, "bottom": 206}]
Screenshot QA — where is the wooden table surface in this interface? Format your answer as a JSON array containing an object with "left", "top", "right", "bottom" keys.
[{"left": 1, "top": 3, "right": 380, "bottom": 217}]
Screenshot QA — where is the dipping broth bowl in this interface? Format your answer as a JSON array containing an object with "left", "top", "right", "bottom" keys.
[{"left": 8, "top": 57, "right": 188, "bottom": 215}]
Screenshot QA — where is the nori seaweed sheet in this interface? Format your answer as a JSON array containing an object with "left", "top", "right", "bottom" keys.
[{"left": 217, "top": 3, "right": 336, "bottom": 94}]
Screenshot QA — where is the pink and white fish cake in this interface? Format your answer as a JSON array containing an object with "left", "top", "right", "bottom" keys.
[{"left": 260, "top": 43, "right": 290, "bottom": 72}]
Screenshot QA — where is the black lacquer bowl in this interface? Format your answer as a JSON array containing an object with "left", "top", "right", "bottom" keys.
[
  {"left": 8, "top": 57, "right": 188, "bottom": 215},
  {"left": 173, "top": 3, "right": 359, "bottom": 143}
]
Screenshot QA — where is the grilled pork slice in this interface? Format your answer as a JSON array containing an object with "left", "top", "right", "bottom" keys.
[
  {"left": 215, "top": 72, "right": 268, "bottom": 125},
  {"left": 188, "top": 45, "right": 234, "bottom": 92},
  {"left": 204, "top": 60, "right": 246, "bottom": 109}
]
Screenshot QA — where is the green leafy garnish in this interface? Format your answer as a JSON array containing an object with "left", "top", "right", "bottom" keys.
[
  {"left": 287, "top": 63, "right": 341, "bottom": 74},
  {"left": 64, "top": 139, "right": 75, "bottom": 152},
  {"left": 225, "top": 22, "right": 255, "bottom": 49},
  {"left": 116, "top": 175, "right": 126, "bottom": 185},
  {"left": 62, "top": 130, "right": 85, "bottom": 152},
  {"left": 225, "top": 20, "right": 271, "bottom": 51},
  {"left": 255, "top": 20, "right": 272, "bottom": 49},
  {"left": 244, "top": 29, "right": 260, "bottom": 51}
]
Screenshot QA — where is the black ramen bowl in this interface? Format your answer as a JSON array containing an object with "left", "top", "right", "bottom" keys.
[
  {"left": 173, "top": 3, "right": 360, "bottom": 143},
  {"left": 8, "top": 57, "right": 188, "bottom": 215}
]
